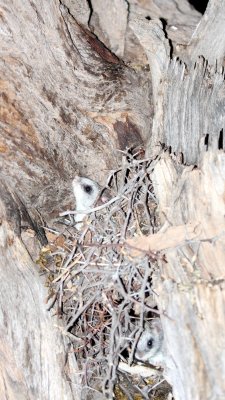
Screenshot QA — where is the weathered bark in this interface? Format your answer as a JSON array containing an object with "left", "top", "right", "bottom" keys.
[
  {"left": 128, "top": 151, "right": 225, "bottom": 399},
  {"left": 152, "top": 151, "right": 225, "bottom": 400},
  {"left": 0, "top": 191, "right": 79, "bottom": 399},
  {"left": 0, "top": 0, "right": 152, "bottom": 222},
  {"left": 130, "top": 13, "right": 225, "bottom": 164},
  {"left": 187, "top": 0, "right": 225, "bottom": 65},
  {"left": 1, "top": 0, "right": 225, "bottom": 399},
  {"left": 129, "top": 0, "right": 225, "bottom": 399},
  {"left": 0, "top": 1, "right": 153, "bottom": 398},
  {"left": 90, "top": 0, "right": 203, "bottom": 64},
  {"left": 90, "top": 0, "right": 128, "bottom": 58}
]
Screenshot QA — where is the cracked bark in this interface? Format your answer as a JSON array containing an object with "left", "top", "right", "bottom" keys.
[
  {"left": 1, "top": 0, "right": 225, "bottom": 399},
  {"left": 129, "top": 1, "right": 225, "bottom": 399}
]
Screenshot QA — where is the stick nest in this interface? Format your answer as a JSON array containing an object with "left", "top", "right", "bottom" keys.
[{"left": 40, "top": 151, "right": 171, "bottom": 400}]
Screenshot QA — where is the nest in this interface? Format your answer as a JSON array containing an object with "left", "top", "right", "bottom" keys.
[{"left": 40, "top": 151, "right": 171, "bottom": 400}]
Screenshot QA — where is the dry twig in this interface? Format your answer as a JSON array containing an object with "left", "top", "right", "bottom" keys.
[{"left": 42, "top": 151, "right": 169, "bottom": 399}]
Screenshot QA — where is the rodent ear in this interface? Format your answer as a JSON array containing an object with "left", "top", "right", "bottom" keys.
[
  {"left": 101, "top": 194, "right": 109, "bottom": 203},
  {"left": 151, "top": 319, "right": 162, "bottom": 333},
  {"left": 100, "top": 188, "right": 111, "bottom": 204}
]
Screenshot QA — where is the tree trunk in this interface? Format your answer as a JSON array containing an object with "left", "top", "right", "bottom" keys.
[
  {"left": 1, "top": 0, "right": 225, "bottom": 399},
  {"left": 129, "top": 1, "right": 225, "bottom": 399},
  {"left": 0, "top": 189, "right": 79, "bottom": 399}
]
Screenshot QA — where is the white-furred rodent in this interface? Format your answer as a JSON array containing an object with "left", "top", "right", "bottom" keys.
[
  {"left": 72, "top": 176, "right": 101, "bottom": 228},
  {"left": 135, "top": 318, "right": 164, "bottom": 366}
]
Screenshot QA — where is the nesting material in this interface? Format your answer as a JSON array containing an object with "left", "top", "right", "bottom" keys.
[{"left": 41, "top": 151, "right": 171, "bottom": 399}]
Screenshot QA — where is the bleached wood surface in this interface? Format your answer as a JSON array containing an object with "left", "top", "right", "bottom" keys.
[
  {"left": 187, "top": 0, "right": 225, "bottom": 65},
  {"left": 90, "top": 0, "right": 202, "bottom": 64},
  {"left": 0, "top": 195, "right": 79, "bottom": 400},
  {"left": 152, "top": 151, "right": 225, "bottom": 400},
  {"left": 0, "top": 0, "right": 152, "bottom": 221},
  {"left": 130, "top": 6, "right": 225, "bottom": 164},
  {"left": 1, "top": 0, "right": 225, "bottom": 399},
  {"left": 127, "top": 150, "right": 225, "bottom": 399},
  {"left": 128, "top": 1, "right": 225, "bottom": 398}
]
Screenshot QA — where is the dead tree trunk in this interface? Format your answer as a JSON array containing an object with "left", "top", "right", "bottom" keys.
[
  {"left": 0, "top": 1, "right": 151, "bottom": 398},
  {"left": 0, "top": 0, "right": 225, "bottom": 399},
  {"left": 0, "top": 188, "right": 79, "bottom": 399},
  {"left": 129, "top": 1, "right": 225, "bottom": 399}
]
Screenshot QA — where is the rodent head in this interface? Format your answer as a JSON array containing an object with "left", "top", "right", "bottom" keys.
[
  {"left": 72, "top": 176, "right": 101, "bottom": 212},
  {"left": 135, "top": 319, "right": 164, "bottom": 366}
]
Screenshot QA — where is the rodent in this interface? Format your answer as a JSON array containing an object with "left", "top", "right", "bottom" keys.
[
  {"left": 72, "top": 176, "right": 101, "bottom": 229},
  {"left": 135, "top": 318, "right": 164, "bottom": 366}
]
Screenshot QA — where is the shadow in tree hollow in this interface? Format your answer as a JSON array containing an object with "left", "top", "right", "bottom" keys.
[{"left": 188, "top": 0, "right": 208, "bottom": 14}]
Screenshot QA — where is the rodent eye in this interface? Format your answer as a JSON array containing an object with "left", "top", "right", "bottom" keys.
[
  {"left": 83, "top": 185, "right": 93, "bottom": 194},
  {"left": 147, "top": 339, "right": 153, "bottom": 348}
]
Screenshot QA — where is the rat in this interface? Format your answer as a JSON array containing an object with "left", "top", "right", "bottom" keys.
[
  {"left": 135, "top": 318, "right": 164, "bottom": 366},
  {"left": 72, "top": 176, "right": 108, "bottom": 229}
]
